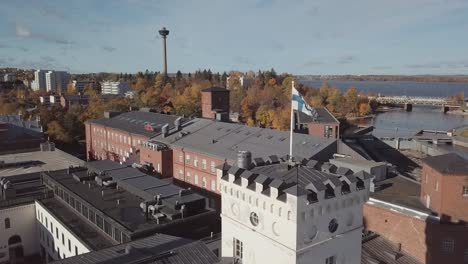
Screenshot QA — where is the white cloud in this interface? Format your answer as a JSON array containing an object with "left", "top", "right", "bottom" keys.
[{"left": 15, "top": 23, "right": 32, "bottom": 37}]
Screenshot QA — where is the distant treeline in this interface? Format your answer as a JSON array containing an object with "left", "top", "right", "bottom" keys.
[{"left": 298, "top": 75, "right": 468, "bottom": 83}]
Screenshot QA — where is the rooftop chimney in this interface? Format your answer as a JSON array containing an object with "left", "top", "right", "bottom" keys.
[
  {"left": 237, "top": 150, "right": 252, "bottom": 169},
  {"left": 174, "top": 117, "right": 182, "bottom": 131},
  {"left": 161, "top": 124, "right": 169, "bottom": 138}
]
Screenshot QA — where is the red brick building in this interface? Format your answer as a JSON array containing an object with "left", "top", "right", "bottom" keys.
[
  {"left": 296, "top": 108, "right": 340, "bottom": 139},
  {"left": 420, "top": 153, "right": 468, "bottom": 222},
  {"left": 85, "top": 111, "right": 184, "bottom": 170},
  {"left": 363, "top": 154, "right": 468, "bottom": 264},
  {"left": 201, "top": 87, "right": 230, "bottom": 121}
]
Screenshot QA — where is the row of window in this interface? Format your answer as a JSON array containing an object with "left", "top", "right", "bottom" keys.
[
  {"left": 37, "top": 211, "right": 79, "bottom": 260},
  {"left": 177, "top": 169, "right": 217, "bottom": 191},
  {"left": 178, "top": 152, "right": 217, "bottom": 173},
  {"left": 93, "top": 127, "right": 142, "bottom": 147},
  {"left": 48, "top": 181, "right": 131, "bottom": 244},
  {"left": 233, "top": 237, "right": 337, "bottom": 264}
]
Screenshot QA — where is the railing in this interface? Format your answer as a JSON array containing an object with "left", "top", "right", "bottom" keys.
[{"left": 0, "top": 190, "right": 54, "bottom": 209}]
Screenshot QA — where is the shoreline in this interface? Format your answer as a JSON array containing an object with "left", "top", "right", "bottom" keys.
[{"left": 446, "top": 110, "right": 468, "bottom": 116}]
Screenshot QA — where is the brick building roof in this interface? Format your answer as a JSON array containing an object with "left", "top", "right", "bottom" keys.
[
  {"left": 87, "top": 112, "right": 187, "bottom": 138},
  {"left": 422, "top": 153, "right": 468, "bottom": 175},
  {"left": 159, "top": 118, "right": 336, "bottom": 162},
  {"left": 296, "top": 108, "right": 339, "bottom": 124}
]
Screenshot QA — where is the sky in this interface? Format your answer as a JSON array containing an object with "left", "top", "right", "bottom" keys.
[{"left": 1, "top": 0, "right": 468, "bottom": 75}]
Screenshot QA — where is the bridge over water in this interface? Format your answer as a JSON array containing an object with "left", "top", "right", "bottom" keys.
[{"left": 368, "top": 95, "right": 460, "bottom": 106}]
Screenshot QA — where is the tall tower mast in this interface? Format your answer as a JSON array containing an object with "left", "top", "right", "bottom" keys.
[{"left": 158, "top": 27, "right": 170, "bottom": 76}]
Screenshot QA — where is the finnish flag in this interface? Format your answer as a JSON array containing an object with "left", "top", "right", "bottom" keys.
[{"left": 292, "top": 87, "right": 317, "bottom": 119}]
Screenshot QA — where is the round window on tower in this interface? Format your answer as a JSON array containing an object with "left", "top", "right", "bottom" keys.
[
  {"left": 250, "top": 212, "right": 259, "bottom": 227},
  {"left": 328, "top": 218, "right": 339, "bottom": 233}
]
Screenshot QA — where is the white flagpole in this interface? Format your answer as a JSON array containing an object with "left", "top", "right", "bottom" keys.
[{"left": 289, "top": 81, "right": 295, "bottom": 161}]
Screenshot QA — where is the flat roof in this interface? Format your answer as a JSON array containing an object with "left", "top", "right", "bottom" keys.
[
  {"left": 50, "top": 234, "right": 218, "bottom": 264},
  {"left": 0, "top": 149, "right": 85, "bottom": 177},
  {"left": 422, "top": 153, "right": 468, "bottom": 175},
  {"left": 332, "top": 157, "right": 387, "bottom": 167},
  {"left": 371, "top": 175, "right": 430, "bottom": 213},
  {"left": 88, "top": 112, "right": 187, "bottom": 138},
  {"left": 45, "top": 167, "right": 210, "bottom": 233},
  {"left": 38, "top": 198, "right": 116, "bottom": 251},
  {"left": 160, "top": 118, "right": 336, "bottom": 162}
]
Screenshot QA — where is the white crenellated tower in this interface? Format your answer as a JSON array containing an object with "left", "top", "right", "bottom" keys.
[{"left": 218, "top": 151, "right": 371, "bottom": 264}]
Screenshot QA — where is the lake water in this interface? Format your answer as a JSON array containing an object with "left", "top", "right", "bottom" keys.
[
  {"left": 300, "top": 80, "right": 468, "bottom": 97},
  {"left": 353, "top": 106, "right": 468, "bottom": 138},
  {"left": 353, "top": 105, "right": 468, "bottom": 158}
]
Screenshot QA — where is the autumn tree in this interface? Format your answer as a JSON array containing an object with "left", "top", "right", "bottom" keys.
[
  {"left": 47, "top": 121, "right": 71, "bottom": 143},
  {"left": 344, "top": 86, "right": 359, "bottom": 114}
]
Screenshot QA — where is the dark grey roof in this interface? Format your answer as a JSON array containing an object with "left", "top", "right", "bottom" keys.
[
  {"left": 296, "top": 108, "right": 339, "bottom": 124},
  {"left": 161, "top": 118, "right": 336, "bottom": 163},
  {"left": 201, "top": 86, "right": 228, "bottom": 92},
  {"left": 88, "top": 111, "right": 187, "bottom": 138},
  {"left": 371, "top": 175, "right": 430, "bottom": 213},
  {"left": 51, "top": 234, "right": 218, "bottom": 264},
  {"left": 87, "top": 160, "right": 128, "bottom": 174},
  {"left": 44, "top": 166, "right": 210, "bottom": 233},
  {"left": 362, "top": 235, "right": 422, "bottom": 264},
  {"left": 107, "top": 167, "right": 147, "bottom": 181},
  {"left": 249, "top": 162, "right": 364, "bottom": 196},
  {"left": 39, "top": 198, "right": 115, "bottom": 251},
  {"left": 422, "top": 153, "right": 468, "bottom": 175}
]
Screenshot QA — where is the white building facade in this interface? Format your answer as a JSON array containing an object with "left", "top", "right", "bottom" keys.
[
  {"left": 32, "top": 70, "right": 47, "bottom": 91},
  {"left": 218, "top": 156, "right": 371, "bottom": 264},
  {"left": 0, "top": 203, "right": 39, "bottom": 264},
  {"left": 100, "top": 81, "right": 130, "bottom": 95},
  {"left": 35, "top": 200, "right": 91, "bottom": 262}
]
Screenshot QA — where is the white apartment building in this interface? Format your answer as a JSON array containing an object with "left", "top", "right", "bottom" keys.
[
  {"left": 218, "top": 152, "right": 372, "bottom": 264},
  {"left": 3, "top": 73, "right": 16, "bottom": 82},
  {"left": 46, "top": 71, "right": 69, "bottom": 94},
  {"left": 100, "top": 81, "right": 130, "bottom": 95},
  {"left": 32, "top": 70, "right": 47, "bottom": 91},
  {"left": 45, "top": 71, "right": 57, "bottom": 92}
]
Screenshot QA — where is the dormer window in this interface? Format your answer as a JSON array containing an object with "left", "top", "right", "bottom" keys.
[
  {"left": 356, "top": 178, "right": 365, "bottom": 190},
  {"left": 341, "top": 181, "right": 351, "bottom": 194},
  {"left": 307, "top": 191, "right": 318, "bottom": 204},
  {"left": 325, "top": 184, "right": 335, "bottom": 199}
]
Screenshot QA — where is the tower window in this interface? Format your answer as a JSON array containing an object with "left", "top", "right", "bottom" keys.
[
  {"left": 442, "top": 239, "right": 454, "bottom": 253},
  {"left": 249, "top": 212, "right": 259, "bottom": 226},
  {"left": 463, "top": 186, "right": 468, "bottom": 197},
  {"left": 325, "top": 256, "right": 336, "bottom": 264},
  {"left": 4, "top": 218, "right": 10, "bottom": 229},
  {"left": 233, "top": 238, "right": 243, "bottom": 261},
  {"left": 328, "top": 219, "right": 339, "bottom": 233}
]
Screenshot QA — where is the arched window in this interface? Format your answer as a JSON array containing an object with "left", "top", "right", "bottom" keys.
[
  {"left": 5, "top": 218, "right": 10, "bottom": 229},
  {"left": 8, "top": 235, "right": 21, "bottom": 245}
]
